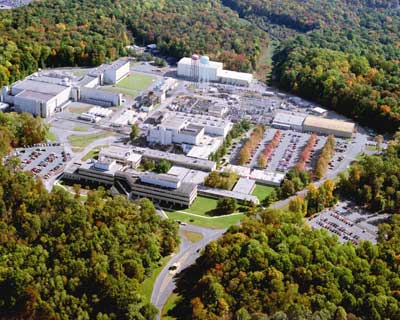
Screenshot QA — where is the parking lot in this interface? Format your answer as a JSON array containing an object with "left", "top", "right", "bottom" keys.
[
  {"left": 308, "top": 201, "right": 387, "bottom": 244},
  {"left": 11, "top": 144, "right": 71, "bottom": 181}
]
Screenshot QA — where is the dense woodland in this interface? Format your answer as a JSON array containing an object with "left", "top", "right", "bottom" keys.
[
  {"left": 2, "top": 0, "right": 400, "bottom": 131},
  {"left": 172, "top": 208, "right": 400, "bottom": 320},
  {"left": 338, "top": 136, "right": 400, "bottom": 212},
  {"left": 222, "top": 0, "right": 400, "bottom": 132},
  {"left": 170, "top": 139, "right": 400, "bottom": 320},
  {"left": 0, "top": 0, "right": 266, "bottom": 86},
  {"left": 0, "top": 120, "right": 180, "bottom": 319}
]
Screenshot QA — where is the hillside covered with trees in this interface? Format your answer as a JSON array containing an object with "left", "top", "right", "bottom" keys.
[
  {"left": 220, "top": 0, "right": 400, "bottom": 132},
  {"left": 0, "top": 0, "right": 266, "bottom": 87},
  {"left": 168, "top": 138, "right": 400, "bottom": 320},
  {"left": 0, "top": 119, "right": 180, "bottom": 319},
  {"left": 171, "top": 206, "right": 400, "bottom": 320}
]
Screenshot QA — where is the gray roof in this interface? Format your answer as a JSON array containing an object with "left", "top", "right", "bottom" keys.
[
  {"left": 232, "top": 178, "right": 256, "bottom": 195},
  {"left": 273, "top": 112, "right": 306, "bottom": 127},
  {"left": 15, "top": 90, "right": 54, "bottom": 102},
  {"left": 12, "top": 79, "right": 69, "bottom": 95}
]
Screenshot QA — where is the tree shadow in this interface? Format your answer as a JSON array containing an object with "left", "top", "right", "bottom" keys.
[{"left": 166, "top": 257, "right": 206, "bottom": 319}]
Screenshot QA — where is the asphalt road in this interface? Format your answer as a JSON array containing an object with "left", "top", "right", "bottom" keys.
[{"left": 151, "top": 224, "right": 225, "bottom": 319}]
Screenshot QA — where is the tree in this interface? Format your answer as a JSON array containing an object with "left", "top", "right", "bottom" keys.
[
  {"left": 155, "top": 159, "right": 172, "bottom": 173},
  {"left": 289, "top": 196, "right": 307, "bottom": 216},
  {"left": 130, "top": 124, "right": 140, "bottom": 141},
  {"left": 216, "top": 197, "right": 237, "bottom": 215}
]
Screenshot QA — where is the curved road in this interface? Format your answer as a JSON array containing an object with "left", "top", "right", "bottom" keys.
[{"left": 151, "top": 224, "right": 225, "bottom": 319}]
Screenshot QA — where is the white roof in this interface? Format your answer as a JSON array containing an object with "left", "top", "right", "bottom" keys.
[
  {"left": 12, "top": 79, "right": 69, "bottom": 95},
  {"left": 226, "top": 164, "right": 251, "bottom": 177},
  {"left": 232, "top": 178, "right": 256, "bottom": 195},
  {"left": 168, "top": 166, "right": 208, "bottom": 185},
  {"left": 273, "top": 112, "right": 306, "bottom": 127},
  {"left": 178, "top": 57, "right": 223, "bottom": 69},
  {"left": 250, "top": 170, "right": 285, "bottom": 184},
  {"left": 312, "top": 107, "right": 327, "bottom": 114},
  {"left": 217, "top": 69, "right": 253, "bottom": 83}
]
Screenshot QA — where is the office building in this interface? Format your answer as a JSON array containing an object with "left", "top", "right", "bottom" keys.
[{"left": 115, "top": 172, "right": 197, "bottom": 207}]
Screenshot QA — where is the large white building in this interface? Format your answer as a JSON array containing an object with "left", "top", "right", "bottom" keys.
[
  {"left": 177, "top": 56, "right": 253, "bottom": 86},
  {"left": 148, "top": 112, "right": 232, "bottom": 148},
  {"left": 272, "top": 112, "right": 306, "bottom": 131},
  {"left": 1, "top": 58, "right": 130, "bottom": 118},
  {"left": 2, "top": 78, "right": 72, "bottom": 118},
  {"left": 104, "top": 59, "right": 130, "bottom": 84}
]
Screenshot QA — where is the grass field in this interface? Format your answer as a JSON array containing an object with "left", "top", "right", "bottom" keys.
[
  {"left": 183, "top": 196, "right": 219, "bottom": 216},
  {"left": 161, "top": 293, "right": 180, "bottom": 320},
  {"left": 166, "top": 211, "right": 243, "bottom": 229},
  {"left": 139, "top": 255, "right": 172, "bottom": 302},
  {"left": 68, "top": 132, "right": 112, "bottom": 152},
  {"left": 81, "top": 145, "right": 108, "bottom": 161},
  {"left": 252, "top": 184, "right": 275, "bottom": 202},
  {"left": 117, "top": 73, "right": 154, "bottom": 92},
  {"left": 182, "top": 230, "right": 203, "bottom": 243}
]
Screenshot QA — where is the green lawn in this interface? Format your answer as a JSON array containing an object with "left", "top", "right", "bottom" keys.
[
  {"left": 139, "top": 255, "right": 172, "bottom": 302},
  {"left": 252, "top": 184, "right": 275, "bottom": 202},
  {"left": 117, "top": 73, "right": 154, "bottom": 92},
  {"left": 46, "top": 131, "right": 57, "bottom": 142},
  {"left": 182, "top": 230, "right": 203, "bottom": 243},
  {"left": 81, "top": 145, "right": 108, "bottom": 161},
  {"left": 166, "top": 211, "right": 243, "bottom": 229},
  {"left": 161, "top": 293, "right": 181, "bottom": 320},
  {"left": 183, "top": 196, "right": 219, "bottom": 216},
  {"left": 68, "top": 131, "right": 113, "bottom": 152}
]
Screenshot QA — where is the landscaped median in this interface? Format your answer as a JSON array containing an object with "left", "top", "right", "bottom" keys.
[{"left": 68, "top": 131, "right": 113, "bottom": 152}]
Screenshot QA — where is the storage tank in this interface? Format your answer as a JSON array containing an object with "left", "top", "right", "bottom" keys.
[{"left": 200, "top": 55, "right": 210, "bottom": 65}]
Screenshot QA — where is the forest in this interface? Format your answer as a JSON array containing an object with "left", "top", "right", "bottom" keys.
[
  {"left": 170, "top": 207, "right": 400, "bottom": 320},
  {"left": 0, "top": 0, "right": 266, "bottom": 87},
  {"left": 2, "top": 0, "right": 400, "bottom": 132},
  {"left": 167, "top": 138, "right": 400, "bottom": 320},
  {"left": 338, "top": 135, "right": 400, "bottom": 212},
  {"left": 218, "top": 0, "right": 400, "bottom": 132},
  {"left": 0, "top": 120, "right": 180, "bottom": 319}
]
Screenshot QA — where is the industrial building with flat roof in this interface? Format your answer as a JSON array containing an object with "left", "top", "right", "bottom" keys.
[
  {"left": 2, "top": 77, "right": 72, "bottom": 118},
  {"left": 147, "top": 111, "right": 231, "bottom": 158},
  {"left": 177, "top": 56, "right": 253, "bottom": 86},
  {"left": 272, "top": 112, "right": 306, "bottom": 131},
  {"left": 271, "top": 112, "right": 356, "bottom": 138},
  {"left": 303, "top": 116, "right": 355, "bottom": 138},
  {"left": 1, "top": 58, "right": 129, "bottom": 118}
]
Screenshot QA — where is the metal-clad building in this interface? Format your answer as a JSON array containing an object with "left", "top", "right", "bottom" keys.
[
  {"left": 303, "top": 116, "right": 355, "bottom": 138},
  {"left": 272, "top": 112, "right": 306, "bottom": 131}
]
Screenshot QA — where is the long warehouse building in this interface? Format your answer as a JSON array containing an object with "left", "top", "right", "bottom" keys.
[{"left": 303, "top": 116, "right": 355, "bottom": 138}]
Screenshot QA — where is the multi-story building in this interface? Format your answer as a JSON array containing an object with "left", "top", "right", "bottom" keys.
[{"left": 115, "top": 172, "right": 197, "bottom": 207}]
